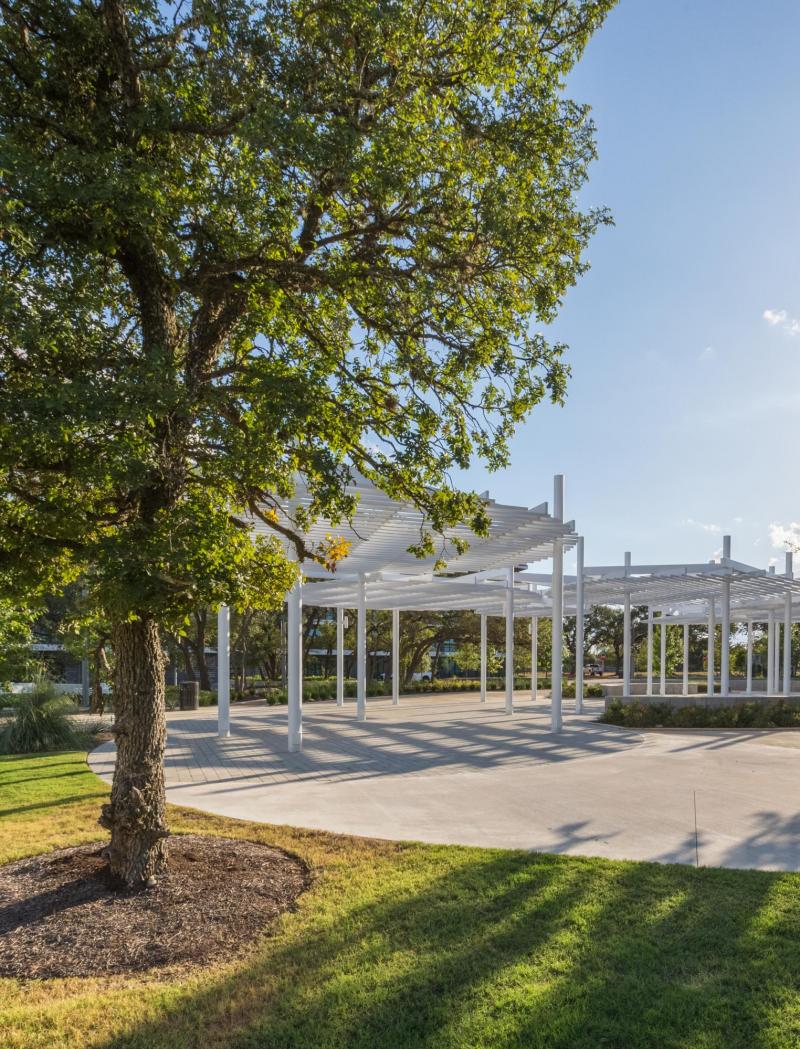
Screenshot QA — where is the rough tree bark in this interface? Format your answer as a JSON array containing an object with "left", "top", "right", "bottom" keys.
[
  {"left": 100, "top": 617, "right": 169, "bottom": 886},
  {"left": 89, "top": 636, "right": 110, "bottom": 715},
  {"left": 192, "top": 610, "right": 212, "bottom": 692}
]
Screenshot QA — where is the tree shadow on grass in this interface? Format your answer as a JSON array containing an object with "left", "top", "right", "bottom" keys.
[
  {"left": 0, "top": 792, "right": 108, "bottom": 819},
  {"left": 93, "top": 839, "right": 800, "bottom": 1049},
  {"left": 0, "top": 768, "right": 95, "bottom": 788}
]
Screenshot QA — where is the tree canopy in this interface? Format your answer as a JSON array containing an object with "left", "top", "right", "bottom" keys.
[
  {"left": 0, "top": 0, "right": 613, "bottom": 883},
  {"left": 0, "top": 0, "right": 612, "bottom": 622}
]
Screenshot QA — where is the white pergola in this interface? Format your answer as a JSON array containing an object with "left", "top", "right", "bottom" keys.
[
  {"left": 215, "top": 489, "right": 797, "bottom": 752},
  {"left": 562, "top": 537, "right": 799, "bottom": 700},
  {"left": 217, "top": 475, "right": 582, "bottom": 749}
]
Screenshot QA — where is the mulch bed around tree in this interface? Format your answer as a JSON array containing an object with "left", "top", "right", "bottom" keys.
[{"left": 0, "top": 834, "right": 310, "bottom": 979}]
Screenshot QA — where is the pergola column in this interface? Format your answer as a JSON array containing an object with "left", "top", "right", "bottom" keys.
[
  {"left": 767, "top": 611, "right": 775, "bottom": 694},
  {"left": 217, "top": 604, "right": 230, "bottom": 738},
  {"left": 479, "top": 613, "right": 487, "bottom": 703},
  {"left": 622, "top": 551, "right": 632, "bottom": 697},
  {"left": 531, "top": 616, "right": 538, "bottom": 702},
  {"left": 783, "top": 596, "right": 792, "bottom": 697},
  {"left": 775, "top": 621, "right": 782, "bottom": 692},
  {"left": 356, "top": 574, "right": 367, "bottom": 722},
  {"left": 784, "top": 551, "right": 793, "bottom": 697},
  {"left": 392, "top": 608, "right": 400, "bottom": 706},
  {"left": 505, "top": 567, "right": 514, "bottom": 715},
  {"left": 706, "top": 600, "right": 715, "bottom": 696},
  {"left": 720, "top": 578, "right": 731, "bottom": 697},
  {"left": 745, "top": 619, "right": 753, "bottom": 695},
  {"left": 575, "top": 536, "right": 585, "bottom": 714},
  {"left": 646, "top": 607, "right": 654, "bottom": 696},
  {"left": 336, "top": 607, "right": 344, "bottom": 707},
  {"left": 682, "top": 623, "right": 689, "bottom": 695},
  {"left": 287, "top": 580, "right": 303, "bottom": 752},
  {"left": 659, "top": 615, "right": 667, "bottom": 696},
  {"left": 551, "top": 540, "right": 564, "bottom": 730}
]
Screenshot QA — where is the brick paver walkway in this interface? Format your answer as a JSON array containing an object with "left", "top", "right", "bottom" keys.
[{"left": 90, "top": 692, "right": 628, "bottom": 788}]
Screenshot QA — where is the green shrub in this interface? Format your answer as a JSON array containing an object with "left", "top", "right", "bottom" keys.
[
  {"left": 255, "top": 675, "right": 603, "bottom": 707},
  {"left": 165, "top": 685, "right": 217, "bottom": 709},
  {"left": 601, "top": 699, "right": 800, "bottom": 730},
  {"left": 0, "top": 678, "right": 84, "bottom": 754}
]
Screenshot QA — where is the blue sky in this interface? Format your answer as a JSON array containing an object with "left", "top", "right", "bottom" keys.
[{"left": 457, "top": 0, "right": 800, "bottom": 572}]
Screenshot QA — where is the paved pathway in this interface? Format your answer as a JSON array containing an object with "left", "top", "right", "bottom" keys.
[{"left": 89, "top": 693, "right": 800, "bottom": 871}]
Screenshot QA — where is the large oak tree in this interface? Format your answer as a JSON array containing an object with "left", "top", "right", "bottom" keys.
[{"left": 0, "top": 0, "right": 613, "bottom": 884}]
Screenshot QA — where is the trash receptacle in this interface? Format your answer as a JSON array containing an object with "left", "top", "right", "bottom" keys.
[{"left": 179, "top": 681, "right": 200, "bottom": 710}]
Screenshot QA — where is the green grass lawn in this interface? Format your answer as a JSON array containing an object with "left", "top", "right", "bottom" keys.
[{"left": 1, "top": 751, "right": 799, "bottom": 1049}]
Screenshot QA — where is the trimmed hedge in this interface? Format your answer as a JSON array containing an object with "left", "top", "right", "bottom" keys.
[
  {"left": 261, "top": 676, "right": 604, "bottom": 706},
  {"left": 601, "top": 698, "right": 800, "bottom": 729}
]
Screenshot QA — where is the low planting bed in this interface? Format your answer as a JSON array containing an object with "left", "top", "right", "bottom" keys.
[
  {"left": 602, "top": 697, "right": 800, "bottom": 729},
  {"left": 0, "top": 835, "right": 308, "bottom": 979}
]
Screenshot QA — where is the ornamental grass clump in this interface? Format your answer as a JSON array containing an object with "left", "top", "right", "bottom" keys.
[{"left": 0, "top": 677, "right": 83, "bottom": 754}]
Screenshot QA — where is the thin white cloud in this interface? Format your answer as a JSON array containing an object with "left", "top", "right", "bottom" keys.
[
  {"left": 683, "top": 517, "right": 722, "bottom": 534},
  {"left": 763, "top": 308, "right": 787, "bottom": 326},
  {"left": 698, "top": 345, "right": 715, "bottom": 361},
  {"left": 763, "top": 308, "right": 800, "bottom": 336},
  {"left": 769, "top": 521, "right": 800, "bottom": 549}
]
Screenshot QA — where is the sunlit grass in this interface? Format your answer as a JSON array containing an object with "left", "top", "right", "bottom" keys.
[{"left": 1, "top": 751, "right": 798, "bottom": 1048}]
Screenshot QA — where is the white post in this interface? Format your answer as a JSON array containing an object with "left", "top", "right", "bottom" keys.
[
  {"left": 720, "top": 536, "right": 731, "bottom": 698},
  {"left": 646, "top": 607, "right": 654, "bottom": 696},
  {"left": 356, "top": 574, "right": 367, "bottom": 721},
  {"left": 505, "top": 566, "right": 514, "bottom": 715},
  {"left": 336, "top": 607, "right": 344, "bottom": 707},
  {"left": 287, "top": 582, "right": 303, "bottom": 752},
  {"left": 767, "top": 611, "right": 775, "bottom": 695},
  {"left": 745, "top": 619, "right": 753, "bottom": 695},
  {"left": 392, "top": 608, "right": 400, "bottom": 705},
  {"left": 659, "top": 615, "right": 667, "bottom": 696},
  {"left": 575, "top": 536, "right": 585, "bottom": 714},
  {"left": 706, "top": 600, "right": 715, "bottom": 696},
  {"left": 553, "top": 472, "right": 564, "bottom": 522},
  {"left": 531, "top": 616, "right": 538, "bottom": 702},
  {"left": 720, "top": 581, "right": 731, "bottom": 698},
  {"left": 622, "top": 551, "right": 632, "bottom": 697},
  {"left": 551, "top": 474, "right": 564, "bottom": 730},
  {"left": 479, "top": 613, "right": 487, "bottom": 702},
  {"left": 784, "top": 551, "right": 794, "bottom": 696},
  {"left": 217, "top": 604, "right": 231, "bottom": 738},
  {"left": 682, "top": 622, "right": 690, "bottom": 695},
  {"left": 775, "top": 621, "right": 782, "bottom": 692},
  {"left": 551, "top": 540, "right": 564, "bottom": 730},
  {"left": 784, "top": 596, "right": 792, "bottom": 697}
]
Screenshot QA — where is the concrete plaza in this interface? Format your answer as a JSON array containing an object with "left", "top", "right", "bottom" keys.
[{"left": 89, "top": 692, "right": 800, "bottom": 872}]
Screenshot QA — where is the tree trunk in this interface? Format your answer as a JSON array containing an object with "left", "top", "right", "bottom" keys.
[
  {"left": 90, "top": 637, "right": 109, "bottom": 715},
  {"left": 404, "top": 638, "right": 432, "bottom": 685},
  {"left": 179, "top": 635, "right": 197, "bottom": 681},
  {"left": 192, "top": 610, "right": 211, "bottom": 691},
  {"left": 100, "top": 618, "right": 168, "bottom": 887}
]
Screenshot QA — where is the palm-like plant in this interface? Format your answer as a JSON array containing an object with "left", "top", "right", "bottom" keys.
[{"left": 0, "top": 676, "right": 82, "bottom": 754}]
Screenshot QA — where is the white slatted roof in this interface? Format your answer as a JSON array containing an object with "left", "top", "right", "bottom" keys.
[
  {"left": 246, "top": 477, "right": 578, "bottom": 580},
  {"left": 561, "top": 560, "right": 800, "bottom": 614},
  {"left": 301, "top": 573, "right": 554, "bottom": 615}
]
